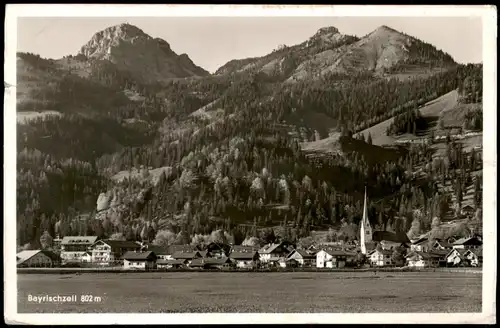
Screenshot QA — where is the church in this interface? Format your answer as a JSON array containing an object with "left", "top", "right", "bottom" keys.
[{"left": 360, "top": 188, "right": 411, "bottom": 255}]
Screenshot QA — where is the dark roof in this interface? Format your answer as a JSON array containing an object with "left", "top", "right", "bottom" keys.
[
  {"left": 205, "top": 242, "right": 231, "bottom": 253},
  {"left": 172, "top": 251, "right": 201, "bottom": 259},
  {"left": 372, "top": 231, "right": 411, "bottom": 244},
  {"left": 142, "top": 244, "right": 169, "bottom": 255},
  {"left": 122, "top": 251, "right": 156, "bottom": 260},
  {"left": 434, "top": 240, "right": 454, "bottom": 248},
  {"left": 231, "top": 245, "right": 260, "bottom": 253},
  {"left": 98, "top": 240, "right": 141, "bottom": 249},
  {"left": 453, "top": 237, "right": 482, "bottom": 246},
  {"left": 465, "top": 247, "right": 483, "bottom": 257},
  {"left": 61, "top": 236, "right": 98, "bottom": 245},
  {"left": 165, "top": 245, "right": 201, "bottom": 254},
  {"left": 229, "top": 251, "right": 259, "bottom": 260},
  {"left": 407, "top": 251, "right": 442, "bottom": 260},
  {"left": 287, "top": 249, "right": 316, "bottom": 259},
  {"left": 41, "top": 250, "right": 61, "bottom": 262},
  {"left": 190, "top": 258, "right": 232, "bottom": 267},
  {"left": 156, "top": 259, "right": 187, "bottom": 265}
]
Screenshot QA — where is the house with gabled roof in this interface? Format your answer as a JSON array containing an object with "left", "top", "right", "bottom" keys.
[
  {"left": 432, "top": 239, "right": 454, "bottom": 250},
  {"left": 16, "top": 250, "right": 61, "bottom": 268},
  {"left": 229, "top": 251, "right": 260, "bottom": 269},
  {"left": 189, "top": 257, "right": 233, "bottom": 270},
  {"left": 316, "top": 247, "right": 356, "bottom": 268},
  {"left": 122, "top": 251, "right": 157, "bottom": 270},
  {"left": 368, "top": 248, "right": 394, "bottom": 267},
  {"left": 464, "top": 247, "right": 483, "bottom": 267},
  {"left": 445, "top": 248, "right": 468, "bottom": 266},
  {"left": 90, "top": 239, "right": 141, "bottom": 265},
  {"left": 452, "top": 236, "right": 482, "bottom": 249},
  {"left": 405, "top": 251, "right": 441, "bottom": 268},
  {"left": 258, "top": 242, "right": 293, "bottom": 263},
  {"left": 286, "top": 249, "right": 316, "bottom": 267},
  {"left": 171, "top": 250, "right": 203, "bottom": 265},
  {"left": 156, "top": 259, "right": 188, "bottom": 269}
]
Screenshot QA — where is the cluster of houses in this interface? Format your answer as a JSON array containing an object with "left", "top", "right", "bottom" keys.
[{"left": 16, "top": 233, "right": 483, "bottom": 271}]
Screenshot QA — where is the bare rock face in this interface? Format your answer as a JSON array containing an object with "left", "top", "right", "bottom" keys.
[
  {"left": 78, "top": 23, "right": 209, "bottom": 83},
  {"left": 96, "top": 192, "right": 112, "bottom": 212}
]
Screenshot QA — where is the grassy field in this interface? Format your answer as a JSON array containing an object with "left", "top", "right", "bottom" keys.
[{"left": 18, "top": 271, "right": 481, "bottom": 313}]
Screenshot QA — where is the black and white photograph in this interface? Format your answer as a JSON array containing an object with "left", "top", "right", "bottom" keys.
[{"left": 4, "top": 4, "right": 496, "bottom": 325}]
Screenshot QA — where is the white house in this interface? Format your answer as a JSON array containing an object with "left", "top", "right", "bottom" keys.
[
  {"left": 229, "top": 251, "right": 260, "bottom": 269},
  {"left": 368, "top": 249, "right": 394, "bottom": 267},
  {"left": 90, "top": 239, "right": 141, "bottom": 265},
  {"left": 60, "top": 236, "right": 99, "bottom": 263},
  {"left": 122, "top": 251, "right": 157, "bottom": 270},
  {"left": 286, "top": 249, "right": 316, "bottom": 267},
  {"left": 445, "top": 248, "right": 468, "bottom": 266},
  {"left": 316, "top": 248, "right": 356, "bottom": 268},
  {"left": 405, "top": 251, "right": 440, "bottom": 268},
  {"left": 258, "top": 242, "right": 292, "bottom": 263}
]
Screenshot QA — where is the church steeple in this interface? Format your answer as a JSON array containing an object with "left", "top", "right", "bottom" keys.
[{"left": 360, "top": 186, "right": 373, "bottom": 255}]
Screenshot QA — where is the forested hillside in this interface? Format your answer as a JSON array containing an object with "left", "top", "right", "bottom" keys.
[{"left": 16, "top": 24, "right": 483, "bottom": 250}]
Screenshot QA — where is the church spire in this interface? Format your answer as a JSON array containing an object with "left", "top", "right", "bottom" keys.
[{"left": 360, "top": 186, "right": 373, "bottom": 255}]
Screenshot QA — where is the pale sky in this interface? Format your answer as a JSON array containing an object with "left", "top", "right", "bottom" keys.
[{"left": 17, "top": 17, "right": 483, "bottom": 73}]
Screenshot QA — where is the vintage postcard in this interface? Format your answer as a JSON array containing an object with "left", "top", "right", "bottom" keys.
[{"left": 4, "top": 4, "right": 496, "bottom": 325}]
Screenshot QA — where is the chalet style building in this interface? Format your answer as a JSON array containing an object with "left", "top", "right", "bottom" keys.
[
  {"left": 16, "top": 250, "right": 61, "bottom": 268},
  {"left": 90, "top": 239, "right": 141, "bottom": 264},
  {"left": 122, "top": 251, "right": 157, "bottom": 270},
  {"left": 60, "top": 236, "right": 99, "bottom": 263}
]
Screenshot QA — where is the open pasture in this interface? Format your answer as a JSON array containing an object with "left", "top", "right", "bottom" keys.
[{"left": 18, "top": 271, "right": 481, "bottom": 313}]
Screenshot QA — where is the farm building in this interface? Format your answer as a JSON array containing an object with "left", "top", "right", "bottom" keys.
[
  {"left": 259, "top": 242, "right": 294, "bottom": 263},
  {"left": 90, "top": 239, "right": 141, "bottom": 264},
  {"left": 464, "top": 248, "right": 483, "bottom": 267},
  {"left": 452, "top": 237, "right": 482, "bottom": 249},
  {"left": 189, "top": 258, "right": 233, "bottom": 270},
  {"left": 368, "top": 249, "right": 394, "bottom": 267},
  {"left": 286, "top": 249, "right": 316, "bottom": 267},
  {"left": 122, "top": 251, "right": 157, "bottom": 270},
  {"left": 405, "top": 251, "right": 441, "bottom": 268},
  {"left": 316, "top": 248, "right": 356, "bottom": 268},
  {"left": 171, "top": 251, "right": 204, "bottom": 265},
  {"left": 60, "top": 236, "right": 99, "bottom": 263},
  {"left": 229, "top": 251, "right": 260, "bottom": 269},
  {"left": 165, "top": 245, "right": 202, "bottom": 259},
  {"left": 372, "top": 231, "right": 411, "bottom": 248},
  {"left": 16, "top": 250, "right": 61, "bottom": 268},
  {"left": 445, "top": 249, "right": 468, "bottom": 266},
  {"left": 156, "top": 259, "right": 188, "bottom": 269}
]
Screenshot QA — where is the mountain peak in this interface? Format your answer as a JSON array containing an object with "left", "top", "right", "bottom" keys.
[
  {"left": 370, "top": 25, "right": 402, "bottom": 36},
  {"left": 78, "top": 23, "right": 208, "bottom": 83},
  {"left": 314, "top": 26, "right": 340, "bottom": 36}
]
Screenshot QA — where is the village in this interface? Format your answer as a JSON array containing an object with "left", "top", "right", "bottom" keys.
[
  {"left": 15, "top": 233, "right": 483, "bottom": 271},
  {"left": 16, "top": 191, "right": 483, "bottom": 272}
]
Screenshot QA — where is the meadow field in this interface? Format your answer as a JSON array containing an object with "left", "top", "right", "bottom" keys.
[{"left": 17, "top": 271, "right": 482, "bottom": 313}]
